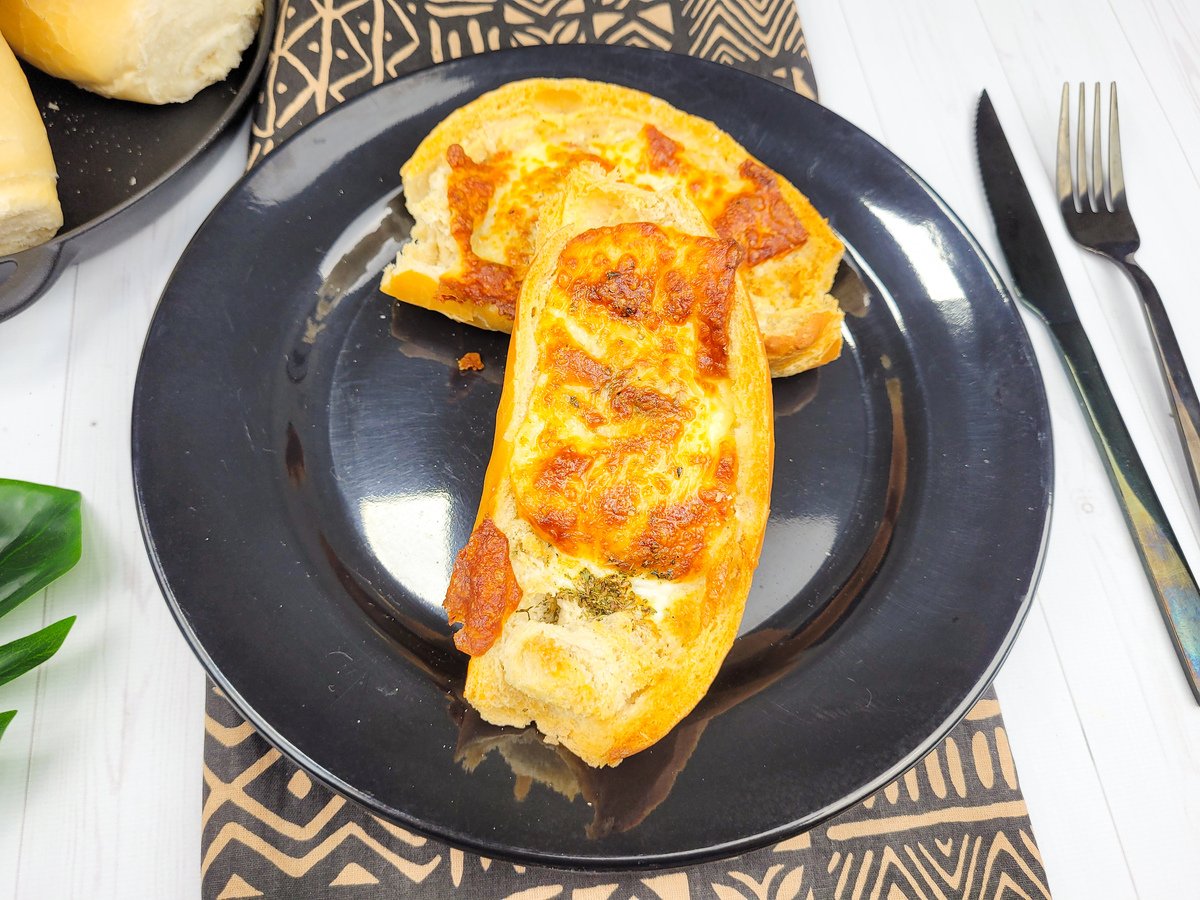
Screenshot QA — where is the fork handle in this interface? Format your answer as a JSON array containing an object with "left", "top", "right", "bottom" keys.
[{"left": 1120, "top": 257, "right": 1200, "bottom": 513}]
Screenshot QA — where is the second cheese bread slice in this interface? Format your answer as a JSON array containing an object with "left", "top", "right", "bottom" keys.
[{"left": 381, "top": 77, "right": 844, "bottom": 378}]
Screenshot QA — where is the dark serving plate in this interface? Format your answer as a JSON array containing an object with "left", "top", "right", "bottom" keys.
[
  {"left": 132, "top": 46, "right": 1052, "bottom": 869},
  {"left": 0, "top": 2, "right": 276, "bottom": 321}
]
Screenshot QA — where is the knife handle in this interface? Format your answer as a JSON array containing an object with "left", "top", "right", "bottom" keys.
[
  {"left": 1119, "top": 258, "right": 1200, "bottom": 515},
  {"left": 1051, "top": 319, "right": 1200, "bottom": 701}
]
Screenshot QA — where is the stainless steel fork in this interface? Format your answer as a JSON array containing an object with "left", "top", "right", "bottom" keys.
[{"left": 1057, "top": 82, "right": 1200, "bottom": 513}]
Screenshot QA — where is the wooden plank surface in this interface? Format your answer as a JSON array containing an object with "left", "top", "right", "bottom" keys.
[
  {"left": 0, "top": 141, "right": 245, "bottom": 899},
  {"left": 2, "top": 2, "right": 1199, "bottom": 896}
]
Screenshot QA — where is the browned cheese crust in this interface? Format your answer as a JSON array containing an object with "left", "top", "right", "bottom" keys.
[{"left": 441, "top": 168, "right": 773, "bottom": 766}]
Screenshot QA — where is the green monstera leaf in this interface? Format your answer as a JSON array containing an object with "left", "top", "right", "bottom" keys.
[
  {"left": 0, "top": 616, "right": 76, "bottom": 687},
  {"left": 0, "top": 479, "right": 82, "bottom": 618},
  {"left": 0, "top": 479, "right": 83, "bottom": 741}
]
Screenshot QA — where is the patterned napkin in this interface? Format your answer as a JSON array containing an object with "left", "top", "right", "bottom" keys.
[{"left": 202, "top": 3, "right": 1054, "bottom": 897}]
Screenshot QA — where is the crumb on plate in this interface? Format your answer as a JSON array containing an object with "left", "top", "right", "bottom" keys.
[{"left": 457, "top": 352, "right": 484, "bottom": 372}]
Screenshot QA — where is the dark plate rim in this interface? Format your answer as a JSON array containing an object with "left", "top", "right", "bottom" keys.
[{"left": 132, "top": 44, "right": 1053, "bottom": 871}]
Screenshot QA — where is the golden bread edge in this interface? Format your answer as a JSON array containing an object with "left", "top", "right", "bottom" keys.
[
  {"left": 0, "top": 0, "right": 263, "bottom": 104},
  {"left": 0, "top": 30, "right": 62, "bottom": 256}
]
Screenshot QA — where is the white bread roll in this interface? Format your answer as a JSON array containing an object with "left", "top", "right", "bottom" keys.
[
  {"left": 0, "top": 31, "right": 61, "bottom": 256},
  {"left": 0, "top": 0, "right": 263, "bottom": 104},
  {"left": 444, "top": 166, "right": 774, "bottom": 767}
]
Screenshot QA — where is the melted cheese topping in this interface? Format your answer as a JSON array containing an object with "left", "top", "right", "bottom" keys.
[
  {"left": 438, "top": 122, "right": 808, "bottom": 320},
  {"left": 508, "top": 223, "right": 742, "bottom": 581},
  {"left": 441, "top": 145, "right": 521, "bottom": 316}
]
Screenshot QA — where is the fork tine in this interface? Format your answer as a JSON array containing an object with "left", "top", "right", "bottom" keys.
[
  {"left": 1092, "top": 82, "right": 1103, "bottom": 210},
  {"left": 1109, "top": 82, "right": 1127, "bottom": 211},
  {"left": 1076, "top": 82, "right": 1089, "bottom": 211},
  {"left": 1057, "top": 83, "right": 1073, "bottom": 209}
]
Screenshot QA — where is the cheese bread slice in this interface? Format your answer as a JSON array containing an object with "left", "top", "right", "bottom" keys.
[
  {"left": 381, "top": 77, "right": 844, "bottom": 378},
  {"left": 443, "top": 166, "right": 773, "bottom": 767}
]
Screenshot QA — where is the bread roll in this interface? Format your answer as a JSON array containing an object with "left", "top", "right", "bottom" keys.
[
  {"left": 381, "top": 77, "right": 845, "bottom": 378},
  {"left": 443, "top": 166, "right": 773, "bottom": 766},
  {"left": 0, "top": 31, "right": 61, "bottom": 256},
  {"left": 0, "top": 0, "right": 263, "bottom": 104}
]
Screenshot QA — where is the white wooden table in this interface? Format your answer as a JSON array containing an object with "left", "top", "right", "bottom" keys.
[{"left": 2, "top": 2, "right": 1198, "bottom": 896}]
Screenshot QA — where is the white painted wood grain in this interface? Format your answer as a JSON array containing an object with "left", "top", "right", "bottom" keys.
[
  {"left": 0, "top": 262, "right": 75, "bottom": 900},
  {"left": 978, "top": 0, "right": 1200, "bottom": 547},
  {"left": 799, "top": 4, "right": 1159, "bottom": 896},
  {"left": 4, "top": 3, "right": 1200, "bottom": 897},
  {"left": 1, "top": 133, "right": 249, "bottom": 900},
  {"left": 972, "top": 5, "right": 1200, "bottom": 897}
]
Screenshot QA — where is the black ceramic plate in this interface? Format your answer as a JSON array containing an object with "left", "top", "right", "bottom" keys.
[
  {"left": 133, "top": 46, "right": 1051, "bottom": 869},
  {"left": 0, "top": 3, "right": 276, "bottom": 320}
]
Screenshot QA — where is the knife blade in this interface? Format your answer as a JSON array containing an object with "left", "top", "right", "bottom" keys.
[{"left": 976, "top": 90, "right": 1200, "bottom": 702}]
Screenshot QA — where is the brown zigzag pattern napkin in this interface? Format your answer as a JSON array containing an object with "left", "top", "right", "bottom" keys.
[
  {"left": 201, "top": 2, "right": 1054, "bottom": 897},
  {"left": 204, "top": 686, "right": 1050, "bottom": 898},
  {"left": 247, "top": 0, "right": 817, "bottom": 165}
]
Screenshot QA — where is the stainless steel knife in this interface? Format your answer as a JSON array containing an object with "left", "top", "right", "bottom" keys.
[{"left": 975, "top": 90, "right": 1200, "bottom": 702}]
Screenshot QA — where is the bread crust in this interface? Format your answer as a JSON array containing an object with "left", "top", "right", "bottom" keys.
[
  {"left": 445, "top": 169, "right": 773, "bottom": 767},
  {"left": 0, "top": 31, "right": 61, "bottom": 255},
  {"left": 381, "top": 77, "right": 844, "bottom": 378},
  {"left": 0, "top": 0, "right": 262, "bottom": 104}
]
